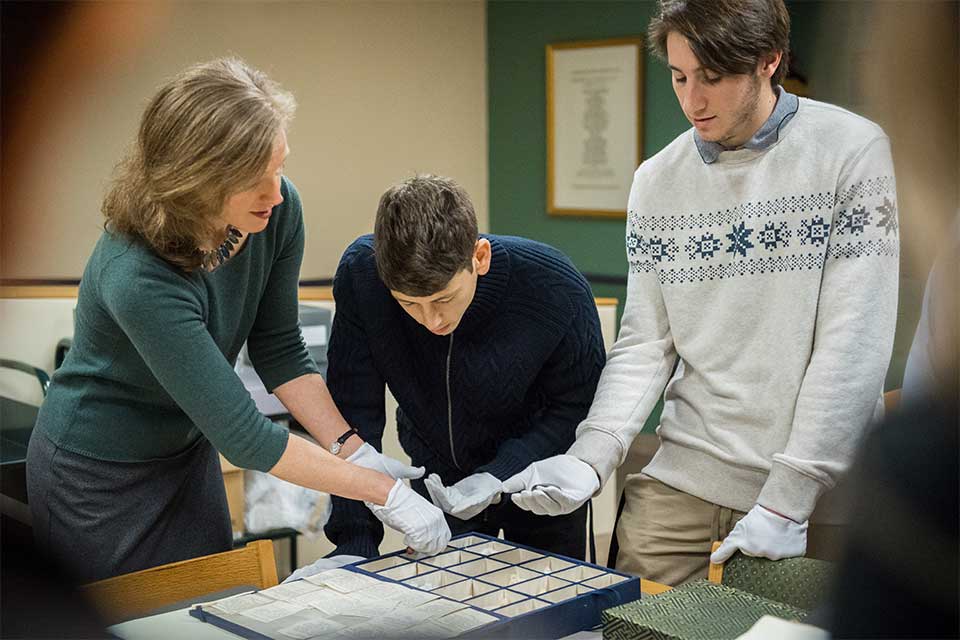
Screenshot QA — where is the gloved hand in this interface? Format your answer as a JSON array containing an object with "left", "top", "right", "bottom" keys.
[
  {"left": 283, "top": 555, "right": 364, "bottom": 583},
  {"left": 501, "top": 455, "right": 599, "bottom": 516},
  {"left": 424, "top": 472, "right": 502, "bottom": 521},
  {"left": 365, "top": 479, "right": 452, "bottom": 555},
  {"left": 710, "top": 504, "right": 808, "bottom": 564},
  {"left": 347, "top": 442, "right": 425, "bottom": 480}
]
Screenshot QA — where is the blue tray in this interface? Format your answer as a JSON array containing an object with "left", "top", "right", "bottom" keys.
[{"left": 190, "top": 531, "right": 640, "bottom": 638}]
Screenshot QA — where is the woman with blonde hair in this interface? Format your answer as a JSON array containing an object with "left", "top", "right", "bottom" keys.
[{"left": 26, "top": 58, "right": 449, "bottom": 582}]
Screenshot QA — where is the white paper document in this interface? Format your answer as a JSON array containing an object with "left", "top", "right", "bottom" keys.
[
  {"left": 240, "top": 600, "right": 307, "bottom": 623},
  {"left": 276, "top": 616, "right": 345, "bottom": 640},
  {"left": 208, "top": 592, "right": 274, "bottom": 614},
  {"left": 259, "top": 580, "right": 324, "bottom": 601},
  {"left": 437, "top": 608, "right": 499, "bottom": 634},
  {"left": 305, "top": 568, "right": 383, "bottom": 593}
]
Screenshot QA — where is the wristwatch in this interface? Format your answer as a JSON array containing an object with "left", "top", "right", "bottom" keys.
[{"left": 329, "top": 427, "right": 358, "bottom": 455}]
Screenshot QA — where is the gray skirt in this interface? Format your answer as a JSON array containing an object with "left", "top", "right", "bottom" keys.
[{"left": 26, "top": 430, "right": 233, "bottom": 583}]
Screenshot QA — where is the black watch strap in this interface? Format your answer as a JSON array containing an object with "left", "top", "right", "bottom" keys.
[{"left": 330, "top": 427, "right": 358, "bottom": 455}]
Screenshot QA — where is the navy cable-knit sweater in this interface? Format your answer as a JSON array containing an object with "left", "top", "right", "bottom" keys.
[{"left": 324, "top": 234, "right": 605, "bottom": 557}]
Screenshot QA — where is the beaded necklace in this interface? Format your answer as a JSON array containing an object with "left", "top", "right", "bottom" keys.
[{"left": 199, "top": 225, "right": 243, "bottom": 271}]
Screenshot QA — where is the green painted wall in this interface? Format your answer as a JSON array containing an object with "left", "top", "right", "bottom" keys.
[
  {"left": 487, "top": 0, "right": 687, "bottom": 309},
  {"left": 486, "top": 0, "right": 917, "bottom": 394}
]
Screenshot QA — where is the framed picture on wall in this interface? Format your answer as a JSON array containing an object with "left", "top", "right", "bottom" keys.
[{"left": 546, "top": 37, "right": 644, "bottom": 219}]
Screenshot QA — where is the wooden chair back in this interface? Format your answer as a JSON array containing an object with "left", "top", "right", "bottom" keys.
[{"left": 82, "top": 540, "right": 278, "bottom": 625}]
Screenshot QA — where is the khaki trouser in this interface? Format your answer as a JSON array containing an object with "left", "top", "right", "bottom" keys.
[{"left": 615, "top": 474, "right": 747, "bottom": 587}]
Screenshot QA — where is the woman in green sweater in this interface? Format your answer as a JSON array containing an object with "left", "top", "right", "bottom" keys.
[{"left": 25, "top": 58, "right": 449, "bottom": 583}]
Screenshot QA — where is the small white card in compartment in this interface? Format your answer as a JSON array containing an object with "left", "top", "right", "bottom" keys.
[
  {"left": 422, "top": 549, "right": 479, "bottom": 568},
  {"left": 467, "top": 540, "right": 513, "bottom": 556},
  {"left": 452, "top": 557, "right": 509, "bottom": 577},
  {"left": 465, "top": 588, "right": 526, "bottom": 610},
  {"left": 478, "top": 565, "right": 540, "bottom": 587},
  {"left": 496, "top": 598, "right": 549, "bottom": 617},
  {"left": 446, "top": 535, "right": 488, "bottom": 548},
  {"left": 434, "top": 578, "right": 497, "bottom": 601},
  {"left": 539, "top": 582, "right": 594, "bottom": 604},
  {"left": 584, "top": 572, "right": 628, "bottom": 589},
  {"left": 406, "top": 569, "right": 465, "bottom": 591},
  {"left": 554, "top": 564, "right": 605, "bottom": 582},
  {"left": 522, "top": 555, "right": 576, "bottom": 574},
  {"left": 379, "top": 561, "right": 436, "bottom": 581},
  {"left": 489, "top": 548, "right": 542, "bottom": 564},
  {"left": 510, "top": 575, "right": 573, "bottom": 596},
  {"left": 239, "top": 600, "right": 306, "bottom": 623}
]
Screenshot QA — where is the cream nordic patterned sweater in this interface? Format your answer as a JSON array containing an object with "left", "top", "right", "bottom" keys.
[{"left": 568, "top": 97, "right": 900, "bottom": 522}]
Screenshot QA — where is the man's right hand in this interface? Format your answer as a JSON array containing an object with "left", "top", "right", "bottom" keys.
[
  {"left": 348, "top": 442, "right": 425, "bottom": 480},
  {"left": 364, "top": 479, "right": 452, "bottom": 555},
  {"left": 501, "top": 454, "right": 600, "bottom": 516}
]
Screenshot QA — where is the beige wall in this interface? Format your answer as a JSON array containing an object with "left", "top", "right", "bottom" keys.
[{"left": 1, "top": 1, "right": 488, "bottom": 280}]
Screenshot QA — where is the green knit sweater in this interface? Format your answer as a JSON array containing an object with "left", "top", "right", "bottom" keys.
[{"left": 35, "top": 178, "right": 316, "bottom": 471}]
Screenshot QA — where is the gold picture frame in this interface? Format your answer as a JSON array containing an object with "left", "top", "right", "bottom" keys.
[{"left": 546, "top": 37, "right": 644, "bottom": 219}]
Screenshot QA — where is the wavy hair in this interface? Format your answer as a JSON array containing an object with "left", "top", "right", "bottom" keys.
[
  {"left": 102, "top": 58, "right": 296, "bottom": 271},
  {"left": 374, "top": 175, "right": 478, "bottom": 296},
  {"left": 648, "top": 0, "right": 790, "bottom": 88}
]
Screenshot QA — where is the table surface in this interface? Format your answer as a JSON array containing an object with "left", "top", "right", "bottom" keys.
[
  {"left": 110, "top": 580, "right": 672, "bottom": 640},
  {"left": 110, "top": 607, "right": 606, "bottom": 640}
]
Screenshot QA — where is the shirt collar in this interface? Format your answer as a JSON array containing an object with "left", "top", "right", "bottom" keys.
[{"left": 694, "top": 85, "right": 799, "bottom": 164}]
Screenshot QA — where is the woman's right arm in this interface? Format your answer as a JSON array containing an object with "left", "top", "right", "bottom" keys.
[{"left": 270, "top": 432, "right": 393, "bottom": 504}]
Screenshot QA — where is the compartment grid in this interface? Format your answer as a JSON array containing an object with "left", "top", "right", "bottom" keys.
[{"left": 191, "top": 531, "right": 640, "bottom": 639}]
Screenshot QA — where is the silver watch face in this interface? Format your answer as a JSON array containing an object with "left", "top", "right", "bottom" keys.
[{"left": 330, "top": 441, "right": 342, "bottom": 455}]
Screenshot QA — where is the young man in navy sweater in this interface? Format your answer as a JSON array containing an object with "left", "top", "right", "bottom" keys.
[{"left": 323, "top": 175, "right": 605, "bottom": 559}]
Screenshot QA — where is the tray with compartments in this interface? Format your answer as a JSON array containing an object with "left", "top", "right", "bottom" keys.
[{"left": 190, "top": 531, "right": 640, "bottom": 639}]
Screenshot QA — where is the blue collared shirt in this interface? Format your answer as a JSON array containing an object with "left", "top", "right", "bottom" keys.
[{"left": 694, "top": 86, "right": 800, "bottom": 164}]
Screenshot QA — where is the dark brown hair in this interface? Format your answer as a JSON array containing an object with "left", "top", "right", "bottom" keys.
[
  {"left": 102, "top": 58, "right": 295, "bottom": 271},
  {"left": 648, "top": 0, "right": 790, "bottom": 87},
  {"left": 373, "top": 175, "right": 478, "bottom": 296}
]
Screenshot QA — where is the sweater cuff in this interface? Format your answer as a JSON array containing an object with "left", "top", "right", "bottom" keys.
[
  {"left": 477, "top": 451, "right": 529, "bottom": 482},
  {"left": 567, "top": 428, "right": 624, "bottom": 492},
  {"left": 757, "top": 462, "right": 826, "bottom": 523}
]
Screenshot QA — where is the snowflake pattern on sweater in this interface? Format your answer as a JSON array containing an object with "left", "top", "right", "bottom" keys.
[{"left": 627, "top": 178, "right": 899, "bottom": 284}]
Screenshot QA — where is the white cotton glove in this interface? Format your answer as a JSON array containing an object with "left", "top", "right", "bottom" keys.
[
  {"left": 347, "top": 442, "right": 425, "bottom": 480},
  {"left": 500, "top": 455, "right": 599, "bottom": 516},
  {"left": 424, "top": 472, "right": 503, "bottom": 521},
  {"left": 365, "top": 479, "right": 452, "bottom": 555},
  {"left": 710, "top": 505, "right": 808, "bottom": 564},
  {"left": 282, "top": 555, "right": 364, "bottom": 583}
]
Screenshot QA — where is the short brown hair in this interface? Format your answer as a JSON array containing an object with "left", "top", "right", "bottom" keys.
[
  {"left": 648, "top": 0, "right": 790, "bottom": 88},
  {"left": 374, "top": 175, "right": 478, "bottom": 296},
  {"left": 102, "top": 58, "right": 296, "bottom": 271}
]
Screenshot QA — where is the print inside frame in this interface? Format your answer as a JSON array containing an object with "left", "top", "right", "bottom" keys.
[{"left": 546, "top": 37, "right": 644, "bottom": 219}]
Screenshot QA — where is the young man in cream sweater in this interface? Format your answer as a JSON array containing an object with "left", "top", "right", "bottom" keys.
[{"left": 503, "top": 0, "right": 899, "bottom": 585}]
